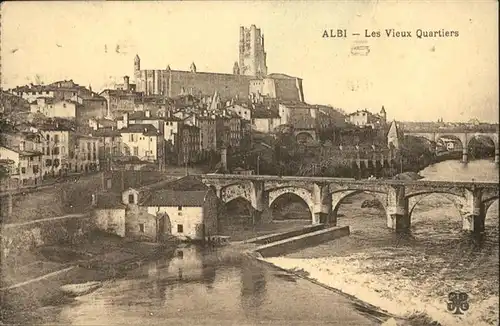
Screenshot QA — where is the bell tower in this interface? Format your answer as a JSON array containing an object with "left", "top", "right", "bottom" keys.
[{"left": 238, "top": 25, "right": 268, "bottom": 77}]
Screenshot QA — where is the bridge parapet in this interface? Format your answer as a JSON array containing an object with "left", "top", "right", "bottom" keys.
[{"left": 199, "top": 174, "right": 498, "bottom": 234}]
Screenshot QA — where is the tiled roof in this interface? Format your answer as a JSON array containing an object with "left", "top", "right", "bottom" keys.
[
  {"left": 164, "top": 175, "right": 209, "bottom": 191},
  {"left": 1, "top": 145, "right": 42, "bottom": 156},
  {"left": 119, "top": 124, "right": 159, "bottom": 136},
  {"left": 162, "top": 115, "right": 181, "bottom": 122},
  {"left": 91, "top": 128, "right": 121, "bottom": 137},
  {"left": 78, "top": 92, "right": 106, "bottom": 101},
  {"left": 141, "top": 189, "right": 207, "bottom": 207},
  {"left": 128, "top": 112, "right": 159, "bottom": 120},
  {"left": 253, "top": 109, "right": 279, "bottom": 119}
]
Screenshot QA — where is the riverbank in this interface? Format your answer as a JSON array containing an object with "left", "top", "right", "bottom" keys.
[
  {"left": 0, "top": 220, "right": 313, "bottom": 324},
  {"left": 0, "top": 231, "right": 177, "bottom": 324},
  {"left": 264, "top": 194, "right": 499, "bottom": 326}
]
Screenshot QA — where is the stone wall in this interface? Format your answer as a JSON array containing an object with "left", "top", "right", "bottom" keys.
[
  {"left": 169, "top": 71, "right": 252, "bottom": 99},
  {"left": 4, "top": 173, "right": 104, "bottom": 224},
  {"left": 255, "top": 226, "right": 350, "bottom": 257},
  {"left": 102, "top": 170, "right": 177, "bottom": 194},
  {"left": 94, "top": 208, "right": 126, "bottom": 237},
  {"left": 247, "top": 224, "right": 326, "bottom": 245},
  {"left": 274, "top": 78, "right": 301, "bottom": 102},
  {"left": 125, "top": 205, "right": 157, "bottom": 242},
  {"left": 1, "top": 214, "right": 94, "bottom": 263}
]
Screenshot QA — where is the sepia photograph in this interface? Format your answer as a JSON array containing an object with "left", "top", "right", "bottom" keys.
[{"left": 0, "top": 1, "right": 498, "bottom": 325}]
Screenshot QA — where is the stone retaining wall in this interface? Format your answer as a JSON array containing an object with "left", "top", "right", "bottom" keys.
[
  {"left": 246, "top": 224, "right": 326, "bottom": 245},
  {"left": 255, "top": 226, "right": 350, "bottom": 257},
  {"left": 1, "top": 214, "right": 95, "bottom": 263}
]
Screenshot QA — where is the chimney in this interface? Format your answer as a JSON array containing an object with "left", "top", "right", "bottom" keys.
[{"left": 123, "top": 76, "right": 130, "bottom": 91}]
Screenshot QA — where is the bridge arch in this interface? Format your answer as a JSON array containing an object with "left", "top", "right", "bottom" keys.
[
  {"left": 482, "top": 195, "right": 499, "bottom": 216},
  {"left": 406, "top": 192, "right": 466, "bottom": 220},
  {"left": 331, "top": 189, "right": 388, "bottom": 218},
  {"left": 434, "top": 134, "right": 465, "bottom": 152},
  {"left": 268, "top": 187, "right": 314, "bottom": 219},
  {"left": 295, "top": 131, "right": 315, "bottom": 144},
  {"left": 466, "top": 133, "right": 498, "bottom": 149},
  {"left": 219, "top": 182, "right": 252, "bottom": 204},
  {"left": 221, "top": 197, "right": 254, "bottom": 227}
]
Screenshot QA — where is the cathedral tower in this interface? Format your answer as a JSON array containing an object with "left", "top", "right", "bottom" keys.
[
  {"left": 134, "top": 54, "right": 141, "bottom": 87},
  {"left": 134, "top": 54, "right": 141, "bottom": 73},
  {"left": 238, "top": 25, "right": 268, "bottom": 77}
]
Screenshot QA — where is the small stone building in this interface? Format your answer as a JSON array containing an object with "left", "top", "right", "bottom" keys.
[
  {"left": 93, "top": 192, "right": 126, "bottom": 237},
  {"left": 121, "top": 176, "right": 219, "bottom": 242}
]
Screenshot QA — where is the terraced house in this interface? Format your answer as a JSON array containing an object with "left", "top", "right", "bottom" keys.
[
  {"left": 0, "top": 131, "right": 44, "bottom": 186},
  {"left": 119, "top": 123, "right": 163, "bottom": 164}
]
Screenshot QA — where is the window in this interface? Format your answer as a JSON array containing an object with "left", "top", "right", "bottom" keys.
[
  {"left": 177, "top": 250, "right": 184, "bottom": 259},
  {"left": 177, "top": 206, "right": 182, "bottom": 211},
  {"left": 54, "top": 135, "right": 59, "bottom": 143},
  {"left": 128, "top": 194, "right": 135, "bottom": 204},
  {"left": 139, "top": 223, "right": 145, "bottom": 233},
  {"left": 133, "top": 147, "right": 139, "bottom": 156},
  {"left": 177, "top": 224, "right": 183, "bottom": 233},
  {"left": 107, "top": 179, "right": 112, "bottom": 189},
  {"left": 21, "top": 167, "right": 26, "bottom": 174}
]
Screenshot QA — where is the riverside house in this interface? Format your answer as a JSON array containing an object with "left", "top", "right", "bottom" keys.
[{"left": 118, "top": 176, "right": 218, "bottom": 242}]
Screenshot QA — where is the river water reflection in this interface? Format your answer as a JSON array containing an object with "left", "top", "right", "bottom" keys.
[
  {"left": 33, "top": 160, "right": 499, "bottom": 325},
  {"left": 46, "top": 245, "right": 378, "bottom": 325}
]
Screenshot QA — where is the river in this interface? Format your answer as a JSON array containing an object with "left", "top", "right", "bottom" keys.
[
  {"left": 4, "top": 159, "right": 498, "bottom": 326},
  {"left": 418, "top": 159, "right": 498, "bottom": 182},
  {"left": 26, "top": 245, "right": 380, "bottom": 326}
]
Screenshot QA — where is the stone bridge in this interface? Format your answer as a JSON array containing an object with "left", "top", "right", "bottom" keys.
[
  {"left": 201, "top": 174, "right": 499, "bottom": 234},
  {"left": 404, "top": 128, "right": 499, "bottom": 164}
]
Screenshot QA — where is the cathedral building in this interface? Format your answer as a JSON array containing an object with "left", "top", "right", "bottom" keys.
[{"left": 134, "top": 25, "right": 304, "bottom": 102}]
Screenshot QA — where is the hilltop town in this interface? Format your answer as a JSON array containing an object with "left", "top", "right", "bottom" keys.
[{"left": 2, "top": 25, "right": 495, "bottom": 188}]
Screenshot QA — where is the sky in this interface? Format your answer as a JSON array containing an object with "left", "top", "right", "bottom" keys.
[{"left": 1, "top": 1, "right": 498, "bottom": 122}]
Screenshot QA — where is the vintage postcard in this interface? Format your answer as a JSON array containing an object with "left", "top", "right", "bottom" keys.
[{"left": 0, "top": 1, "right": 498, "bottom": 325}]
